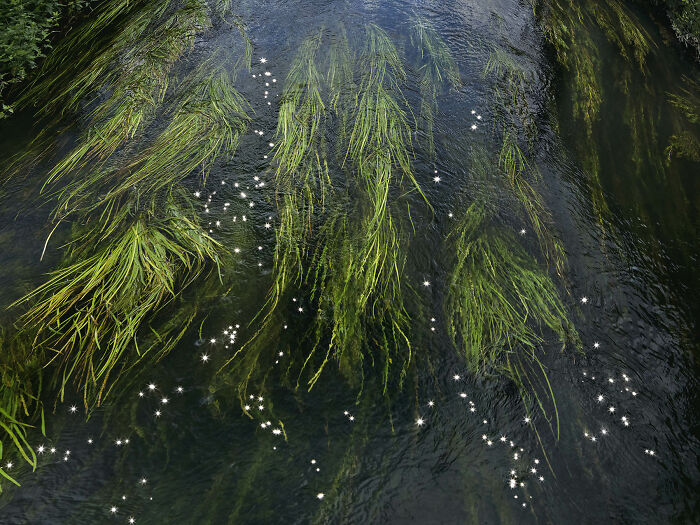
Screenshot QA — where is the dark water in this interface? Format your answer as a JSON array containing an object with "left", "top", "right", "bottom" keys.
[{"left": 0, "top": 0, "right": 698, "bottom": 523}]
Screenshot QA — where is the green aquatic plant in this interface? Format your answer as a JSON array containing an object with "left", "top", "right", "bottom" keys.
[
  {"left": 481, "top": 41, "right": 567, "bottom": 279},
  {"left": 0, "top": 329, "right": 44, "bottom": 491},
  {"left": 498, "top": 133, "right": 567, "bottom": 279},
  {"left": 12, "top": 193, "right": 222, "bottom": 409},
  {"left": 52, "top": 65, "right": 251, "bottom": 220},
  {"left": 410, "top": 15, "right": 461, "bottom": 157},
  {"left": 483, "top": 46, "right": 538, "bottom": 144},
  {"left": 326, "top": 25, "right": 355, "bottom": 156},
  {"left": 3, "top": 0, "right": 210, "bottom": 182},
  {"left": 6, "top": 0, "right": 253, "bottom": 185},
  {"left": 226, "top": 25, "right": 439, "bottom": 398},
  {"left": 666, "top": 75, "right": 700, "bottom": 162},
  {"left": 21, "top": 0, "right": 198, "bottom": 115},
  {"left": 666, "top": 131, "right": 700, "bottom": 161},
  {"left": 42, "top": 0, "right": 211, "bottom": 188},
  {"left": 445, "top": 202, "right": 578, "bottom": 437},
  {"left": 302, "top": 24, "right": 423, "bottom": 391},
  {"left": 471, "top": 39, "right": 578, "bottom": 433},
  {"left": 301, "top": 211, "right": 411, "bottom": 393},
  {"left": 530, "top": 0, "right": 658, "bottom": 241},
  {"left": 267, "top": 30, "right": 331, "bottom": 311},
  {"left": 347, "top": 25, "right": 416, "bottom": 189},
  {"left": 0, "top": 0, "right": 253, "bottom": 491},
  {"left": 668, "top": 75, "right": 700, "bottom": 123},
  {"left": 587, "top": 1, "right": 654, "bottom": 69},
  {"left": 532, "top": 0, "right": 654, "bottom": 136}
]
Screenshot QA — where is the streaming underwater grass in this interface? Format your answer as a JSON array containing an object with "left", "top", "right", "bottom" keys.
[
  {"left": 530, "top": 0, "right": 657, "bottom": 241},
  {"left": 668, "top": 75, "right": 700, "bottom": 124},
  {"left": 303, "top": 24, "right": 436, "bottom": 392},
  {"left": 532, "top": 0, "right": 654, "bottom": 137},
  {"left": 21, "top": 0, "right": 205, "bottom": 117},
  {"left": 0, "top": 329, "right": 44, "bottom": 491},
  {"left": 309, "top": 24, "right": 425, "bottom": 392},
  {"left": 267, "top": 30, "right": 331, "bottom": 314},
  {"left": 0, "top": 0, "right": 254, "bottom": 492},
  {"left": 498, "top": 133, "right": 567, "bottom": 280},
  {"left": 410, "top": 15, "right": 462, "bottom": 158},
  {"left": 481, "top": 41, "right": 567, "bottom": 280},
  {"left": 483, "top": 46, "right": 538, "bottom": 145},
  {"left": 224, "top": 24, "right": 452, "bottom": 399},
  {"left": 666, "top": 75, "right": 700, "bottom": 162},
  {"left": 44, "top": 0, "right": 211, "bottom": 187},
  {"left": 12, "top": 193, "right": 222, "bottom": 410},
  {"left": 475, "top": 36, "right": 580, "bottom": 436},
  {"left": 8, "top": 61, "right": 248, "bottom": 411},
  {"left": 445, "top": 203, "right": 579, "bottom": 438},
  {"left": 327, "top": 25, "right": 355, "bottom": 154},
  {"left": 7, "top": 0, "right": 207, "bottom": 176},
  {"left": 6, "top": 0, "right": 252, "bottom": 181},
  {"left": 52, "top": 64, "right": 251, "bottom": 220}
]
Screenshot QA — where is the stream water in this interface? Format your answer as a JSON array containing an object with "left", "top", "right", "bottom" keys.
[{"left": 0, "top": 0, "right": 698, "bottom": 523}]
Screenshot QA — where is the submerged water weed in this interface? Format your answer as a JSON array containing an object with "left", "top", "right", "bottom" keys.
[
  {"left": 226, "top": 25, "right": 440, "bottom": 398},
  {"left": 12, "top": 194, "right": 222, "bottom": 409},
  {"left": 481, "top": 42, "right": 567, "bottom": 279},
  {"left": 445, "top": 203, "right": 578, "bottom": 438},
  {"left": 21, "top": 65, "right": 248, "bottom": 400},
  {"left": 301, "top": 209, "right": 411, "bottom": 394},
  {"left": 308, "top": 24, "right": 424, "bottom": 391},
  {"left": 3, "top": 0, "right": 209, "bottom": 182},
  {"left": 483, "top": 46, "right": 538, "bottom": 145},
  {"left": 666, "top": 75, "right": 700, "bottom": 162},
  {"left": 665, "top": 130, "right": 700, "bottom": 162},
  {"left": 268, "top": 31, "right": 331, "bottom": 310},
  {"left": 476, "top": 39, "right": 577, "bottom": 434},
  {"left": 327, "top": 25, "right": 355, "bottom": 157},
  {"left": 532, "top": 0, "right": 653, "bottom": 137},
  {"left": 0, "top": 0, "right": 251, "bottom": 490},
  {"left": 410, "top": 15, "right": 462, "bottom": 157},
  {"left": 668, "top": 75, "right": 700, "bottom": 124},
  {"left": 22, "top": 0, "right": 202, "bottom": 116},
  {"left": 498, "top": 133, "right": 567, "bottom": 280},
  {"left": 39, "top": 0, "right": 211, "bottom": 188},
  {"left": 220, "top": 30, "right": 338, "bottom": 399},
  {"left": 0, "top": 329, "right": 44, "bottom": 490},
  {"left": 53, "top": 64, "right": 251, "bottom": 220},
  {"left": 6, "top": 0, "right": 252, "bottom": 182},
  {"left": 531, "top": 0, "right": 655, "bottom": 239}
]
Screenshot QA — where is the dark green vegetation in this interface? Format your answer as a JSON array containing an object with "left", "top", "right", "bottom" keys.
[
  {"left": 532, "top": 0, "right": 698, "bottom": 246},
  {"left": 1, "top": 0, "right": 250, "bottom": 488},
  {"left": 666, "top": 74, "right": 700, "bottom": 162},
  {"left": 646, "top": 0, "right": 700, "bottom": 55},
  {"left": 532, "top": 0, "right": 655, "bottom": 137},
  {"left": 445, "top": 203, "right": 576, "bottom": 439},
  {"left": 0, "top": 0, "right": 92, "bottom": 118},
  {"left": 13, "top": 194, "right": 222, "bottom": 407},
  {"left": 0, "top": 0, "right": 697, "bottom": 500},
  {"left": 0, "top": 329, "right": 43, "bottom": 488},
  {"left": 225, "top": 24, "right": 428, "bottom": 398}
]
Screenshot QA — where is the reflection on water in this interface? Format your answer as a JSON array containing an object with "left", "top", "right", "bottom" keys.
[{"left": 0, "top": 0, "right": 698, "bottom": 523}]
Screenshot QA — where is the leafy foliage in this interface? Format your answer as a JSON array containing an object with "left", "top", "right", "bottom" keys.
[{"left": 0, "top": 0, "right": 91, "bottom": 118}]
